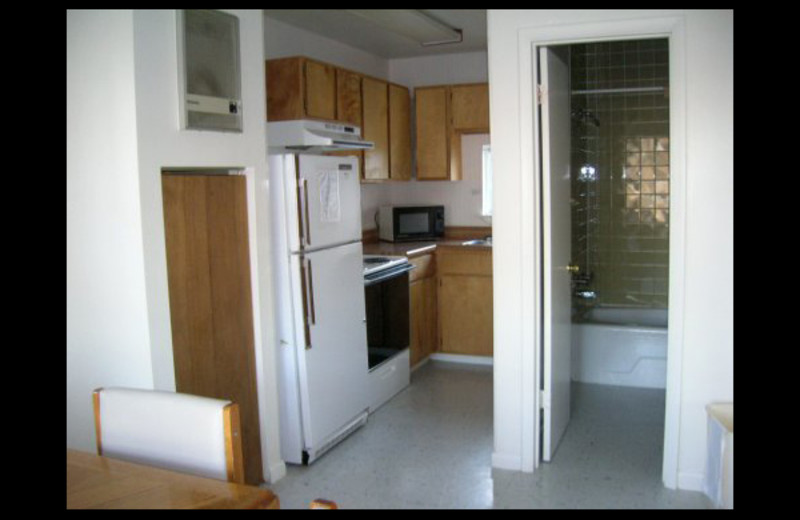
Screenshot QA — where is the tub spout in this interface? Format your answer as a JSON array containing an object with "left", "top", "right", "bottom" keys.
[{"left": 574, "top": 290, "right": 597, "bottom": 300}]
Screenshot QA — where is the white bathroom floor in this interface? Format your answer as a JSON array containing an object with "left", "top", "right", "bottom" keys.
[{"left": 267, "top": 360, "right": 709, "bottom": 509}]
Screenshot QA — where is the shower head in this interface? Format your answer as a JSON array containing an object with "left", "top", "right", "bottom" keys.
[{"left": 571, "top": 107, "right": 600, "bottom": 127}]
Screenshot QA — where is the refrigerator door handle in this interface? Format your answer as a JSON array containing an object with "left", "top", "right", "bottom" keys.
[
  {"left": 302, "top": 178, "right": 311, "bottom": 247},
  {"left": 307, "top": 259, "right": 316, "bottom": 326},
  {"left": 299, "top": 259, "right": 312, "bottom": 349}
]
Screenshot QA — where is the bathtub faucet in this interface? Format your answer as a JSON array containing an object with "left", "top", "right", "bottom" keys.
[{"left": 574, "top": 290, "right": 597, "bottom": 300}]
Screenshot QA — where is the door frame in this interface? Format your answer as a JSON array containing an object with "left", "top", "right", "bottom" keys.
[{"left": 518, "top": 15, "right": 687, "bottom": 488}]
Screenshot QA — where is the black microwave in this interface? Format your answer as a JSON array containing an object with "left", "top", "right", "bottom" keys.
[{"left": 377, "top": 205, "right": 444, "bottom": 242}]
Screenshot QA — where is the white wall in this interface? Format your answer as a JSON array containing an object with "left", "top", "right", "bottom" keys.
[
  {"left": 677, "top": 10, "right": 734, "bottom": 490},
  {"left": 67, "top": 10, "right": 154, "bottom": 453},
  {"left": 487, "top": 9, "right": 733, "bottom": 491},
  {"left": 67, "top": 10, "right": 286, "bottom": 483}
]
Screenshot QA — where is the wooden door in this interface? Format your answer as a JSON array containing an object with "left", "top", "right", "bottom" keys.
[{"left": 161, "top": 173, "right": 263, "bottom": 485}]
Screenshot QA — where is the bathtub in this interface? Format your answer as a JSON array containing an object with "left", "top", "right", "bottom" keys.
[{"left": 571, "top": 306, "right": 667, "bottom": 389}]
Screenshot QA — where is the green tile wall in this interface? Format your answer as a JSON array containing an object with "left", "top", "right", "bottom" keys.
[{"left": 569, "top": 39, "right": 670, "bottom": 309}]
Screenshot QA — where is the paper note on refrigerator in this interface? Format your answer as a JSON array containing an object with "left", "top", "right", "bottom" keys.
[{"left": 318, "top": 171, "right": 341, "bottom": 222}]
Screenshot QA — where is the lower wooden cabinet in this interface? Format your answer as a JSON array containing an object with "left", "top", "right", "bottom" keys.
[
  {"left": 436, "top": 247, "right": 493, "bottom": 357},
  {"left": 409, "top": 254, "right": 437, "bottom": 367},
  {"left": 407, "top": 246, "right": 493, "bottom": 366}
]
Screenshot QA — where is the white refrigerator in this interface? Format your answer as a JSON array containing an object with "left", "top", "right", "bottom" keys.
[{"left": 269, "top": 153, "right": 370, "bottom": 465}]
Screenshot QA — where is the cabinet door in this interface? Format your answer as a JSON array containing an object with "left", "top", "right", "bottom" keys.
[
  {"left": 420, "top": 277, "right": 437, "bottom": 360},
  {"left": 389, "top": 84, "right": 411, "bottom": 181},
  {"left": 409, "top": 261, "right": 437, "bottom": 367},
  {"left": 450, "top": 84, "right": 490, "bottom": 131},
  {"left": 415, "top": 87, "right": 449, "bottom": 180},
  {"left": 336, "top": 69, "right": 362, "bottom": 127},
  {"left": 438, "top": 275, "right": 493, "bottom": 356},
  {"left": 266, "top": 57, "right": 304, "bottom": 121},
  {"left": 410, "top": 280, "right": 424, "bottom": 366},
  {"left": 362, "top": 77, "right": 389, "bottom": 181},
  {"left": 304, "top": 60, "right": 336, "bottom": 120}
]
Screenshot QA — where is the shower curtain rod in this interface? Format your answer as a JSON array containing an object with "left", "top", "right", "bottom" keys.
[{"left": 571, "top": 86, "right": 665, "bottom": 96}]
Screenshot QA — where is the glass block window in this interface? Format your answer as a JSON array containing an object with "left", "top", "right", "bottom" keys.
[{"left": 623, "top": 136, "right": 669, "bottom": 227}]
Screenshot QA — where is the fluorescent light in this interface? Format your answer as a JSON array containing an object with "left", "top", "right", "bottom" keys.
[{"left": 346, "top": 10, "right": 462, "bottom": 46}]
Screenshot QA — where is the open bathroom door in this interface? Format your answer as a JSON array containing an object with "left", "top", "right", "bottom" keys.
[{"left": 539, "top": 46, "right": 572, "bottom": 462}]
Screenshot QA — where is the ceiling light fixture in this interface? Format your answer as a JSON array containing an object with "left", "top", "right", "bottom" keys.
[{"left": 346, "top": 10, "right": 463, "bottom": 47}]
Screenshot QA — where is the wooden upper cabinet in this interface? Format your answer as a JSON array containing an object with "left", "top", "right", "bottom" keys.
[
  {"left": 362, "top": 77, "right": 389, "bottom": 181},
  {"left": 450, "top": 84, "right": 490, "bottom": 132},
  {"left": 266, "top": 57, "right": 303, "bottom": 121},
  {"left": 266, "top": 57, "right": 336, "bottom": 121},
  {"left": 361, "top": 79, "right": 412, "bottom": 182},
  {"left": 389, "top": 84, "right": 411, "bottom": 181},
  {"left": 266, "top": 56, "right": 412, "bottom": 183},
  {"left": 415, "top": 83, "right": 489, "bottom": 181},
  {"left": 304, "top": 60, "right": 336, "bottom": 120},
  {"left": 336, "top": 68, "right": 362, "bottom": 127},
  {"left": 415, "top": 86, "right": 450, "bottom": 180}
]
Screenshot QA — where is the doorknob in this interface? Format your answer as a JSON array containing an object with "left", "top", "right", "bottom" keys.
[{"left": 566, "top": 264, "right": 580, "bottom": 273}]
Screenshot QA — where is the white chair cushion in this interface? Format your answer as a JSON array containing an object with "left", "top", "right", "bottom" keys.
[{"left": 98, "top": 387, "right": 231, "bottom": 481}]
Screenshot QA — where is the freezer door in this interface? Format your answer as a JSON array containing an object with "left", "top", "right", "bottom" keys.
[
  {"left": 290, "top": 241, "right": 370, "bottom": 454},
  {"left": 296, "top": 155, "right": 362, "bottom": 250}
]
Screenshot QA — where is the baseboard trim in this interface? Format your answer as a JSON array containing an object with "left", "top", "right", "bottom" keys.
[
  {"left": 429, "top": 353, "right": 493, "bottom": 366},
  {"left": 677, "top": 470, "right": 705, "bottom": 493},
  {"left": 266, "top": 461, "right": 287, "bottom": 484},
  {"left": 492, "top": 451, "right": 523, "bottom": 471}
]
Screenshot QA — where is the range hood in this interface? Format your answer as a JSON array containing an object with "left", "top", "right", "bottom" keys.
[{"left": 267, "top": 119, "right": 374, "bottom": 152}]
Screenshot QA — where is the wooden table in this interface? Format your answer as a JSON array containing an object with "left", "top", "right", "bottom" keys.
[{"left": 66, "top": 449, "right": 279, "bottom": 509}]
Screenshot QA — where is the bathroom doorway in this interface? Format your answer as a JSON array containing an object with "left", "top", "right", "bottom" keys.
[{"left": 539, "top": 38, "right": 671, "bottom": 476}]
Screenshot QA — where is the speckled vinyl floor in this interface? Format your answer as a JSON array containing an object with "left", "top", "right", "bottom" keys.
[{"left": 267, "top": 360, "right": 709, "bottom": 509}]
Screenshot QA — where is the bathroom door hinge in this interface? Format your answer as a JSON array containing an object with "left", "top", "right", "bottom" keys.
[
  {"left": 536, "top": 84, "right": 545, "bottom": 105},
  {"left": 539, "top": 389, "right": 550, "bottom": 410}
]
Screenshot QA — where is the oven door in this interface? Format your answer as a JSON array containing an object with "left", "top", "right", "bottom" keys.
[{"left": 364, "top": 263, "right": 413, "bottom": 370}]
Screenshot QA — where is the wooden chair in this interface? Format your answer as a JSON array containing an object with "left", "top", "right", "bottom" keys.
[
  {"left": 92, "top": 387, "right": 245, "bottom": 484},
  {"left": 309, "top": 499, "right": 338, "bottom": 509}
]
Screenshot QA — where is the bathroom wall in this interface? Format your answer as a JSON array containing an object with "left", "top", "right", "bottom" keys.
[{"left": 570, "top": 39, "right": 670, "bottom": 309}]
